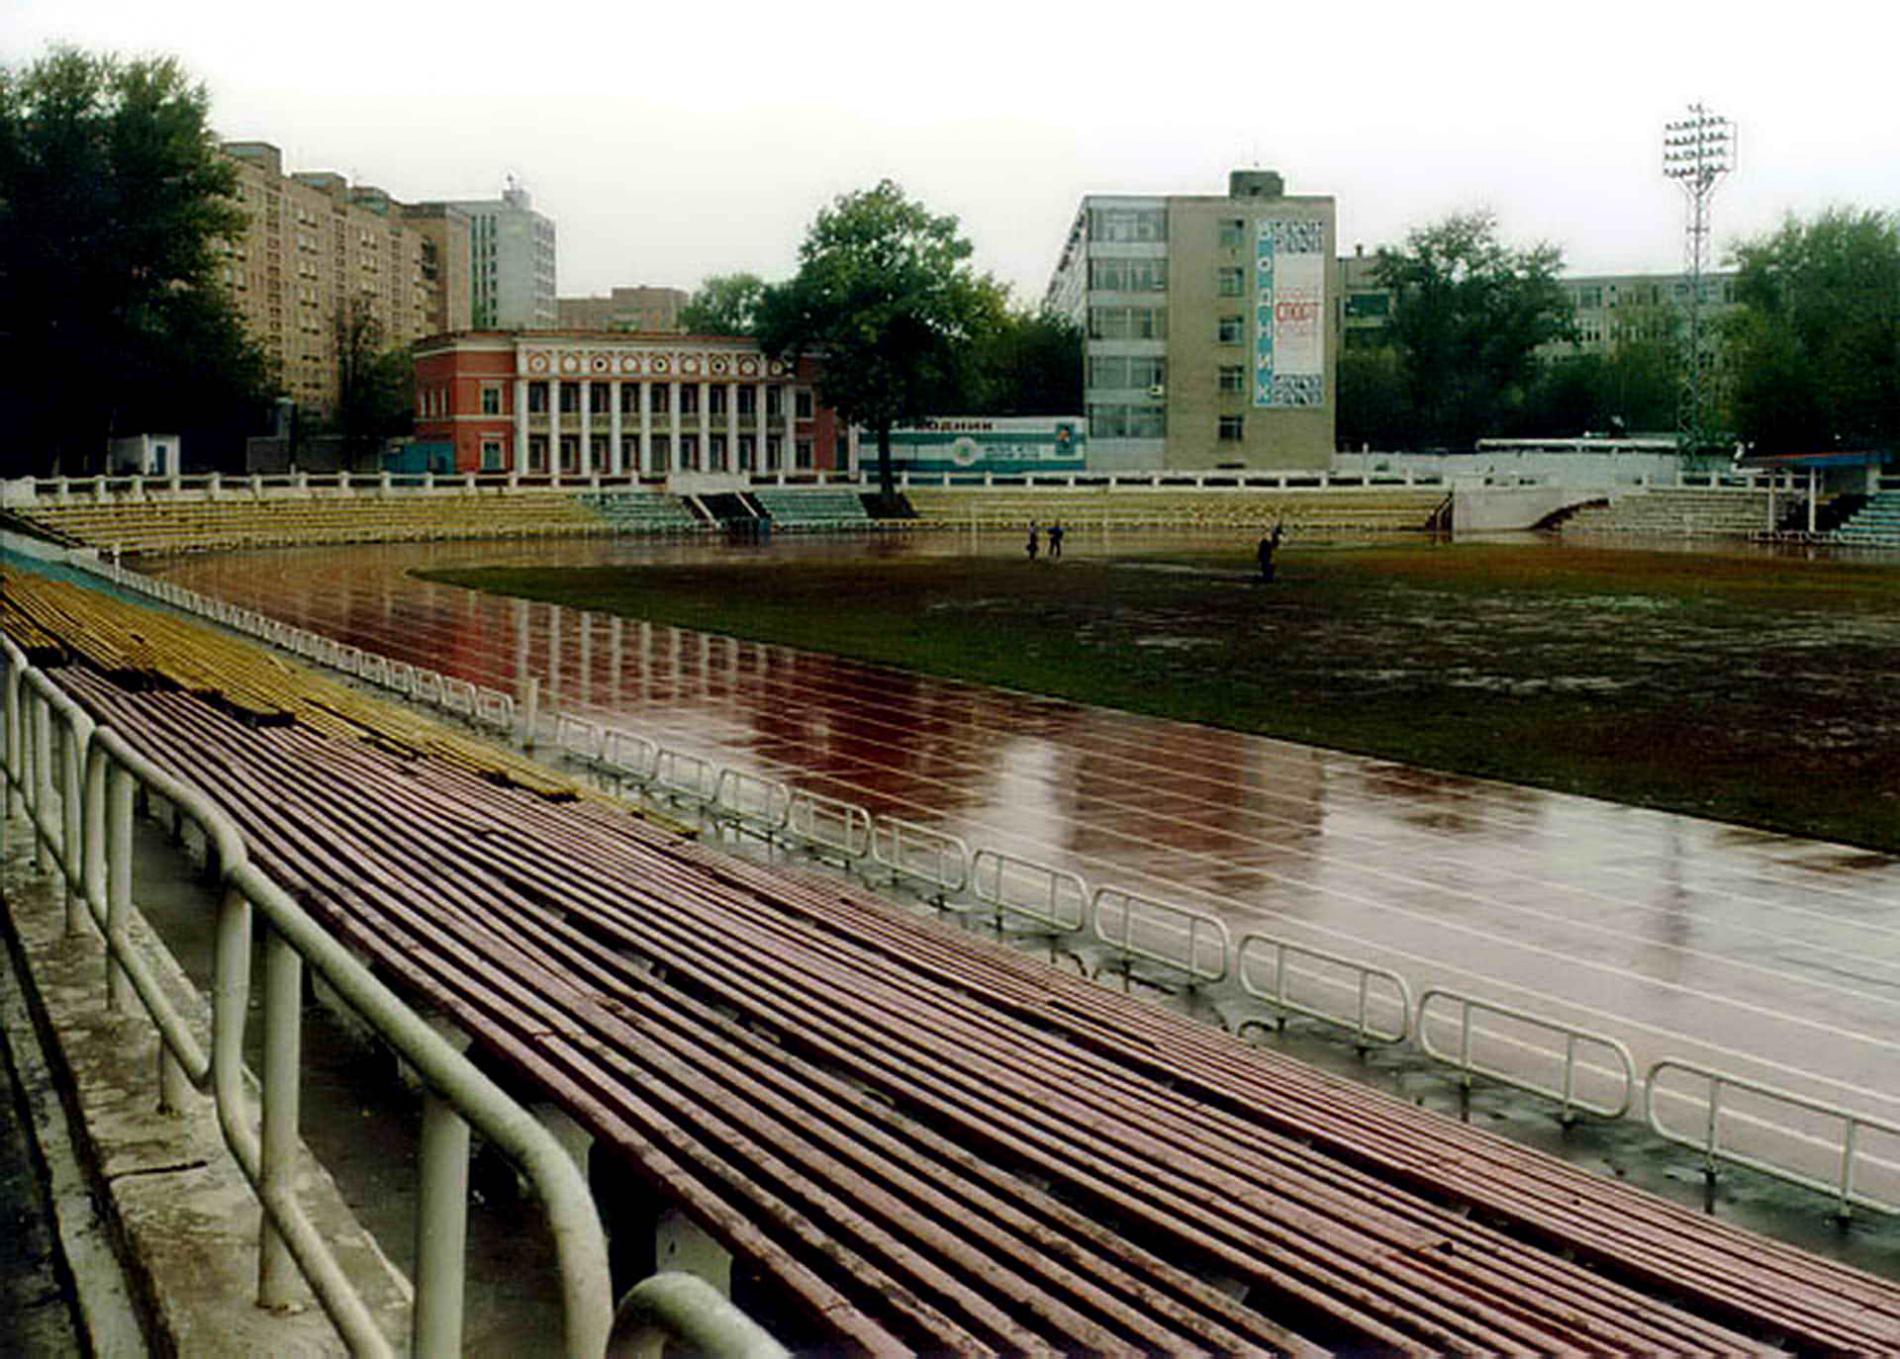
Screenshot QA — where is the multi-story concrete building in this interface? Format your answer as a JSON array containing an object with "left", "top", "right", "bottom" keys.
[
  {"left": 557, "top": 286, "right": 688, "bottom": 333},
  {"left": 1046, "top": 170, "right": 1337, "bottom": 471},
  {"left": 427, "top": 182, "right": 558, "bottom": 331},
  {"left": 413, "top": 331, "right": 841, "bottom": 478},
  {"left": 219, "top": 142, "right": 470, "bottom": 414}
]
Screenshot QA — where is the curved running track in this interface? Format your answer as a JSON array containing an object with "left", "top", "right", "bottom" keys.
[{"left": 152, "top": 535, "right": 1900, "bottom": 1204}]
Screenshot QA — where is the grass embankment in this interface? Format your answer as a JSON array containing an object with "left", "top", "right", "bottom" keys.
[{"left": 420, "top": 543, "right": 1900, "bottom": 852}]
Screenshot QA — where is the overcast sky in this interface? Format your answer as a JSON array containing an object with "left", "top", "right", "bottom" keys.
[{"left": 9, "top": 0, "right": 1897, "bottom": 303}]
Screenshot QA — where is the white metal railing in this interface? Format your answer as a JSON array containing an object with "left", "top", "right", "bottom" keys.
[
  {"left": 3, "top": 632, "right": 613, "bottom": 1356},
  {"left": 1235, "top": 933, "right": 1412, "bottom": 1047},
  {"left": 870, "top": 816, "right": 970, "bottom": 898},
  {"left": 1090, "top": 886, "right": 1229, "bottom": 987},
  {"left": 968, "top": 848, "right": 1087, "bottom": 936},
  {"left": 653, "top": 747, "right": 720, "bottom": 807},
  {"left": 1645, "top": 1060, "right": 1900, "bottom": 1219},
  {"left": 784, "top": 788, "right": 873, "bottom": 862},
  {"left": 711, "top": 767, "right": 792, "bottom": 836},
  {"left": 1416, "top": 989, "right": 1636, "bottom": 1122}
]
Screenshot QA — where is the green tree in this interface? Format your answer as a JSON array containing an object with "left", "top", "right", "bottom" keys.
[
  {"left": 679, "top": 272, "right": 767, "bottom": 336},
  {"left": 757, "top": 180, "right": 993, "bottom": 501},
  {"left": 1725, "top": 208, "right": 1900, "bottom": 452},
  {"left": 1335, "top": 344, "right": 1411, "bottom": 450},
  {"left": 0, "top": 47, "right": 274, "bottom": 475},
  {"left": 1374, "top": 212, "right": 1574, "bottom": 449},
  {"left": 331, "top": 299, "right": 413, "bottom": 469},
  {"left": 958, "top": 298, "right": 1082, "bottom": 416}
]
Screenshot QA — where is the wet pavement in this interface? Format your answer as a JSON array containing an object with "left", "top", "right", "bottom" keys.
[{"left": 150, "top": 534, "right": 1900, "bottom": 1208}]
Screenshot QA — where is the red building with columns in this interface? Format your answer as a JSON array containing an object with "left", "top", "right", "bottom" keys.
[{"left": 412, "top": 331, "right": 849, "bottom": 477}]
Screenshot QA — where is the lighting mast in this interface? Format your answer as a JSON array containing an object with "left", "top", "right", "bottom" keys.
[{"left": 1662, "top": 104, "right": 1734, "bottom": 453}]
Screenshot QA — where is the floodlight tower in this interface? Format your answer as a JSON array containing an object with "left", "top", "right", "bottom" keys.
[{"left": 1663, "top": 104, "right": 1734, "bottom": 451}]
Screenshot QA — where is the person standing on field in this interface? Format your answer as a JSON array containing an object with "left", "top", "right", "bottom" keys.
[
  {"left": 1026, "top": 521, "right": 1041, "bottom": 560},
  {"left": 1048, "top": 522, "right": 1065, "bottom": 559}
]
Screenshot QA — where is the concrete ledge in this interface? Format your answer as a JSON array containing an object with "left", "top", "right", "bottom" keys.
[{"left": 2, "top": 825, "right": 410, "bottom": 1356}]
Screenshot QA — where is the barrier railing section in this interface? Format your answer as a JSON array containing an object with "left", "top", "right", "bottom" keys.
[
  {"left": 969, "top": 848, "right": 1088, "bottom": 937},
  {"left": 1236, "top": 934, "right": 1412, "bottom": 1048},
  {"left": 1645, "top": 1060, "right": 1900, "bottom": 1219},
  {"left": 1, "top": 633, "right": 613, "bottom": 1357},
  {"left": 1092, "top": 886, "right": 1229, "bottom": 987},
  {"left": 1416, "top": 989, "right": 1636, "bottom": 1123},
  {"left": 871, "top": 816, "right": 971, "bottom": 900},
  {"left": 68, "top": 560, "right": 1900, "bottom": 1221}
]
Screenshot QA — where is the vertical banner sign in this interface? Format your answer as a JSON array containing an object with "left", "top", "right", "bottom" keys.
[{"left": 1255, "top": 219, "right": 1326, "bottom": 407}]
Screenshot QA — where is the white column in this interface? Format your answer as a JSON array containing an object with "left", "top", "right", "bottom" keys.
[
  {"left": 513, "top": 378, "right": 529, "bottom": 472},
  {"left": 668, "top": 380, "right": 681, "bottom": 471},
  {"left": 754, "top": 382, "right": 768, "bottom": 463},
  {"left": 578, "top": 379, "right": 591, "bottom": 474},
  {"left": 782, "top": 384, "right": 795, "bottom": 471},
  {"left": 638, "top": 381, "right": 653, "bottom": 475},
  {"left": 609, "top": 380, "right": 624, "bottom": 475},
  {"left": 544, "top": 381, "right": 558, "bottom": 473},
  {"left": 727, "top": 382, "right": 740, "bottom": 470},
  {"left": 698, "top": 381, "right": 711, "bottom": 471}
]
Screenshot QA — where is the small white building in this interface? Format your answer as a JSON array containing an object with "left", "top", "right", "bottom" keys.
[{"left": 107, "top": 434, "right": 180, "bottom": 476}]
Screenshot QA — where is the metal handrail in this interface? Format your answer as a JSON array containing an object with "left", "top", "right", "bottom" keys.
[
  {"left": 653, "top": 747, "right": 719, "bottom": 806},
  {"left": 1090, "top": 886, "right": 1229, "bottom": 986},
  {"left": 607, "top": 1273, "right": 787, "bottom": 1359},
  {"left": 870, "top": 815, "right": 970, "bottom": 897},
  {"left": 1235, "top": 933, "right": 1412, "bottom": 1046},
  {"left": 969, "top": 848, "right": 1087, "bottom": 935},
  {"left": 1417, "top": 988, "right": 1635, "bottom": 1122},
  {"left": 711, "top": 767, "right": 791, "bottom": 834},
  {"left": 2, "top": 631, "right": 616, "bottom": 1356},
  {"left": 784, "top": 788, "right": 873, "bottom": 861},
  {"left": 1645, "top": 1059, "right": 1900, "bottom": 1219}
]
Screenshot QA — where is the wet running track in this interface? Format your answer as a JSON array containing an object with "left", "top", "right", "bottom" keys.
[{"left": 151, "top": 534, "right": 1900, "bottom": 1204}]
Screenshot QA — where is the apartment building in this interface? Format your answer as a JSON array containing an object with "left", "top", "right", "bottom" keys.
[
  {"left": 557, "top": 286, "right": 688, "bottom": 333},
  {"left": 219, "top": 142, "right": 470, "bottom": 414},
  {"left": 1046, "top": 170, "right": 1338, "bottom": 471},
  {"left": 428, "top": 182, "right": 559, "bottom": 330}
]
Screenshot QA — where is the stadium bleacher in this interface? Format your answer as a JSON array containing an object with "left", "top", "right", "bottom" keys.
[
  {"left": 1831, "top": 491, "right": 1900, "bottom": 546},
  {"left": 14, "top": 490, "right": 704, "bottom": 555},
  {"left": 904, "top": 486, "right": 1446, "bottom": 533},
  {"left": 751, "top": 486, "right": 873, "bottom": 531},
  {"left": 1560, "top": 488, "right": 1774, "bottom": 537}
]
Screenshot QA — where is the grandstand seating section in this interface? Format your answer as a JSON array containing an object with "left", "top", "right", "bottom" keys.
[
  {"left": 1831, "top": 491, "right": 1900, "bottom": 547},
  {"left": 15, "top": 491, "right": 700, "bottom": 555},
  {"left": 751, "top": 487, "right": 873, "bottom": 531},
  {"left": 579, "top": 491, "right": 703, "bottom": 533},
  {"left": 1560, "top": 488, "right": 1774, "bottom": 537},
  {"left": 905, "top": 487, "right": 1446, "bottom": 533}
]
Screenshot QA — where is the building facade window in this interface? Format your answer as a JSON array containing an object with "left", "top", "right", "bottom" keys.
[
  {"left": 1217, "top": 267, "right": 1245, "bottom": 298},
  {"left": 795, "top": 389, "right": 814, "bottom": 419},
  {"left": 1218, "top": 415, "right": 1244, "bottom": 441},
  {"left": 1087, "top": 404, "right": 1167, "bottom": 438},
  {"left": 650, "top": 384, "right": 669, "bottom": 413},
  {"left": 1088, "top": 356, "right": 1166, "bottom": 390},
  {"left": 1087, "top": 207, "right": 1167, "bottom": 243},
  {"left": 559, "top": 435, "right": 579, "bottom": 471},
  {"left": 621, "top": 384, "right": 641, "bottom": 414},
  {"left": 480, "top": 439, "right": 504, "bottom": 471},
  {"left": 679, "top": 433, "right": 699, "bottom": 468},
  {"left": 766, "top": 386, "right": 784, "bottom": 417},
  {"left": 558, "top": 383, "right": 579, "bottom": 414},
  {"left": 528, "top": 384, "right": 548, "bottom": 414},
  {"left": 1088, "top": 305, "right": 1168, "bottom": 340},
  {"left": 1218, "top": 218, "right": 1245, "bottom": 248},
  {"left": 708, "top": 386, "right": 727, "bottom": 415},
  {"left": 1088, "top": 258, "right": 1168, "bottom": 292},
  {"left": 1217, "top": 315, "right": 1244, "bottom": 344},
  {"left": 737, "top": 387, "right": 756, "bottom": 416},
  {"left": 589, "top": 384, "right": 610, "bottom": 414},
  {"left": 679, "top": 385, "right": 698, "bottom": 415},
  {"left": 795, "top": 438, "right": 813, "bottom": 469},
  {"left": 738, "top": 434, "right": 756, "bottom": 467},
  {"left": 708, "top": 434, "right": 727, "bottom": 469},
  {"left": 1218, "top": 365, "right": 1245, "bottom": 393},
  {"left": 528, "top": 435, "right": 548, "bottom": 469},
  {"left": 766, "top": 434, "right": 783, "bottom": 467}
]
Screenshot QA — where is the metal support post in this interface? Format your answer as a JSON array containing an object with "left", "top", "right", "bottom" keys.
[
  {"left": 106, "top": 765, "right": 135, "bottom": 1010},
  {"left": 258, "top": 922, "right": 304, "bottom": 1309},
  {"left": 413, "top": 1092, "right": 472, "bottom": 1356},
  {"left": 33, "top": 695, "right": 54, "bottom": 872}
]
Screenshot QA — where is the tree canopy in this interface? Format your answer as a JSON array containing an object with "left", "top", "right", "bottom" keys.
[
  {"left": 1373, "top": 212, "right": 1574, "bottom": 450},
  {"left": 679, "top": 272, "right": 767, "bottom": 337},
  {"left": 331, "top": 300, "right": 414, "bottom": 467},
  {"left": 1724, "top": 207, "right": 1900, "bottom": 453},
  {"left": 957, "top": 300, "right": 1083, "bottom": 418},
  {"left": 1, "top": 47, "right": 273, "bottom": 474},
  {"left": 757, "top": 180, "right": 994, "bottom": 498}
]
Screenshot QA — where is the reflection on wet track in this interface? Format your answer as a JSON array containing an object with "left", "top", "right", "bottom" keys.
[{"left": 153, "top": 536, "right": 1900, "bottom": 1186}]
